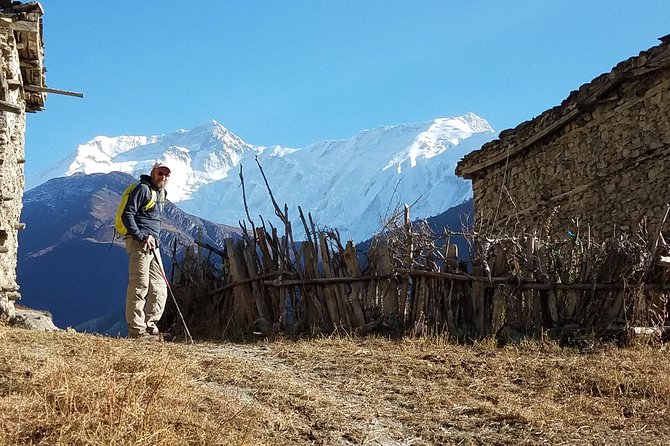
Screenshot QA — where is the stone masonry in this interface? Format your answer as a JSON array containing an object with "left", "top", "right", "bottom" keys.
[
  {"left": 456, "top": 36, "right": 670, "bottom": 242},
  {"left": 0, "top": 1, "right": 45, "bottom": 319}
]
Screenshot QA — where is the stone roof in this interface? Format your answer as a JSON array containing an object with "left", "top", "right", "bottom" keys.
[{"left": 456, "top": 34, "right": 670, "bottom": 179}]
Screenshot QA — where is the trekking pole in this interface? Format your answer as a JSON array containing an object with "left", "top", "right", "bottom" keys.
[{"left": 152, "top": 248, "right": 194, "bottom": 344}]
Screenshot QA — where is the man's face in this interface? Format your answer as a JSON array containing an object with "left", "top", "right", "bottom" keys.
[{"left": 151, "top": 168, "right": 170, "bottom": 189}]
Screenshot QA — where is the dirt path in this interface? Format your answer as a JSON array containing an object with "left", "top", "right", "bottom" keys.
[
  {"left": 205, "top": 343, "right": 414, "bottom": 445},
  {"left": 184, "top": 337, "right": 670, "bottom": 446}
]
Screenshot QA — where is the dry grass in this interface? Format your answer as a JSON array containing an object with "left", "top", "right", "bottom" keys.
[{"left": 2, "top": 326, "right": 670, "bottom": 445}]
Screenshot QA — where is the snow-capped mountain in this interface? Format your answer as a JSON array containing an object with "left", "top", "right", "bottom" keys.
[{"left": 29, "top": 113, "right": 495, "bottom": 241}]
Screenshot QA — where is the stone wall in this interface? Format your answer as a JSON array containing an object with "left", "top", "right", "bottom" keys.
[
  {"left": 0, "top": 21, "right": 25, "bottom": 318},
  {"left": 0, "top": 3, "right": 44, "bottom": 319},
  {"left": 456, "top": 38, "right": 670, "bottom": 241}
]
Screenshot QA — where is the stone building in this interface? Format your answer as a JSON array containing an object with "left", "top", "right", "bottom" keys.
[
  {"left": 456, "top": 35, "right": 670, "bottom": 241},
  {"left": 0, "top": 1, "right": 46, "bottom": 319}
]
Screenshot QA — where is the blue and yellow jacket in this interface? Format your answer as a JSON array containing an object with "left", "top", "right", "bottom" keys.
[{"left": 120, "top": 175, "right": 166, "bottom": 242}]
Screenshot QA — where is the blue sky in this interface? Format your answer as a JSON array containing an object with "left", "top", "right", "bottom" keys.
[{"left": 25, "top": 0, "right": 670, "bottom": 177}]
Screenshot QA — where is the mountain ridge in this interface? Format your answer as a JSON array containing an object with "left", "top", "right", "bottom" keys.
[{"left": 28, "top": 113, "right": 494, "bottom": 241}]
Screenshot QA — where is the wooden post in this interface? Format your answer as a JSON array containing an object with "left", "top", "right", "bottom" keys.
[
  {"left": 257, "top": 227, "right": 281, "bottom": 320},
  {"left": 330, "top": 249, "right": 355, "bottom": 328},
  {"left": 378, "top": 242, "right": 398, "bottom": 317},
  {"left": 343, "top": 241, "right": 367, "bottom": 328},
  {"left": 318, "top": 233, "right": 342, "bottom": 328},
  {"left": 364, "top": 238, "right": 380, "bottom": 313},
  {"left": 562, "top": 243, "right": 579, "bottom": 321},
  {"left": 255, "top": 227, "right": 275, "bottom": 273},
  {"left": 302, "top": 241, "right": 329, "bottom": 330},
  {"left": 505, "top": 246, "right": 522, "bottom": 329},
  {"left": 225, "top": 238, "right": 255, "bottom": 331},
  {"left": 412, "top": 277, "right": 426, "bottom": 330},
  {"left": 445, "top": 244, "right": 459, "bottom": 272},
  {"left": 607, "top": 290, "right": 626, "bottom": 323},
  {"left": 529, "top": 238, "right": 543, "bottom": 336},
  {"left": 471, "top": 265, "right": 486, "bottom": 337},
  {"left": 537, "top": 244, "right": 558, "bottom": 327},
  {"left": 399, "top": 204, "right": 412, "bottom": 324},
  {"left": 491, "top": 245, "right": 507, "bottom": 332},
  {"left": 443, "top": 244, "right": 459, "bottom": 335},
  {"left": 243, "top": 243, "right": 272, "bottom": 322}
]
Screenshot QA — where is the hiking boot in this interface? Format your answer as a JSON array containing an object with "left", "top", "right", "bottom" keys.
[
  {"left": 130, "top": 332, "right": 160, "bottom": 342},
  {"left": 146, "top": 325, "right": 160, "bottom": 335},
  {"left": 145, "top": 325, "right": 174, "bottom": 342},
  {"left": 160, "top": 332, "right": 175, "bottom": 342}
]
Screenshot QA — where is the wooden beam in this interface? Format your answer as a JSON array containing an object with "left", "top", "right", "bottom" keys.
[
  {"left": 396, "top": 268, "right": 499, "bottom": 283},
  {"left": 9, "top": 80, "right": 84, "bottom": 100},
  {"left": 24, "top": 85, "right": 84, "bottom": 98},
  {"left": 260, "top": 273, "right": 670, "bottom": 292},
  {"left": 0, "top": 99, "right": 21, "bottom": 114},
  {"left": 262, "top": 275, "right": 397, "bottom": 287},
  {"left": 2, "top": 3, "right": 43, "bottom": 14},
  {"left": 11, "top": 20, "right": 39, "bottom": 33},
  {"left": 194, "top": 239, "right": 226, "bottom": 258},
  {"left": 19, "top": 59, "right": 41, "bottom": 69}
]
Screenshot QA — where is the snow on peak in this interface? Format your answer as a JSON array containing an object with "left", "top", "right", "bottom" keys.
[
  {"left": 268, "top": 145, "right": 299, "bottom": 157},
  {"left": 175, "top": 114, "right": 495, "bottom": 240},
  {"left": 31, "top": 114, "right": 495, "bottom": 241},
  {"left": 376, "top": 113, "right": 495, "bottom": 172}
]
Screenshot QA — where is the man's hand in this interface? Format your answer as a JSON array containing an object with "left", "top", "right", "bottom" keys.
[{"left": 144, "top": 235, "right": 157, "bottom": 251}]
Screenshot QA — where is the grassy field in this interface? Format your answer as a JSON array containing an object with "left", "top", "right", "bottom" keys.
[{"left": 1, "top": 324, "right": 670, "bottom": 445}]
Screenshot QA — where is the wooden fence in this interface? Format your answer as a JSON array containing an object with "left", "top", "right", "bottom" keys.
[{"left": 163, "top": 206, "right": 670, "bottom": 343}]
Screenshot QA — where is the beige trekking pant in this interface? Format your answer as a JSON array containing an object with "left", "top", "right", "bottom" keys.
[{"left": 125, "top": 238, "right": 167, "bottom": 337}]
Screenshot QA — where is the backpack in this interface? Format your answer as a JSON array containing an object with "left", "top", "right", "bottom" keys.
[{"left": 114, "top": 183, "right": 158, "bottom": 236}]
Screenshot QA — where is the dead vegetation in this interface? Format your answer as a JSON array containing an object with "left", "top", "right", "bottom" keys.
[
  {"left": 165, "top": 198, "right": 670, "bottom": 344},
  {"left": 2, "top": 325, "right": 670, "bottom": 445}
]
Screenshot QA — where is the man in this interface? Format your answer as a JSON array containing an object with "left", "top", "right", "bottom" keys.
[{"left": 121, "top": 162, "right": 170, "bottom": 340}]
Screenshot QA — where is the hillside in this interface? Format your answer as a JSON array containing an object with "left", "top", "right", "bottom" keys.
[{"left": 2, "top": 325, "right": 670, "bottom": 445}]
